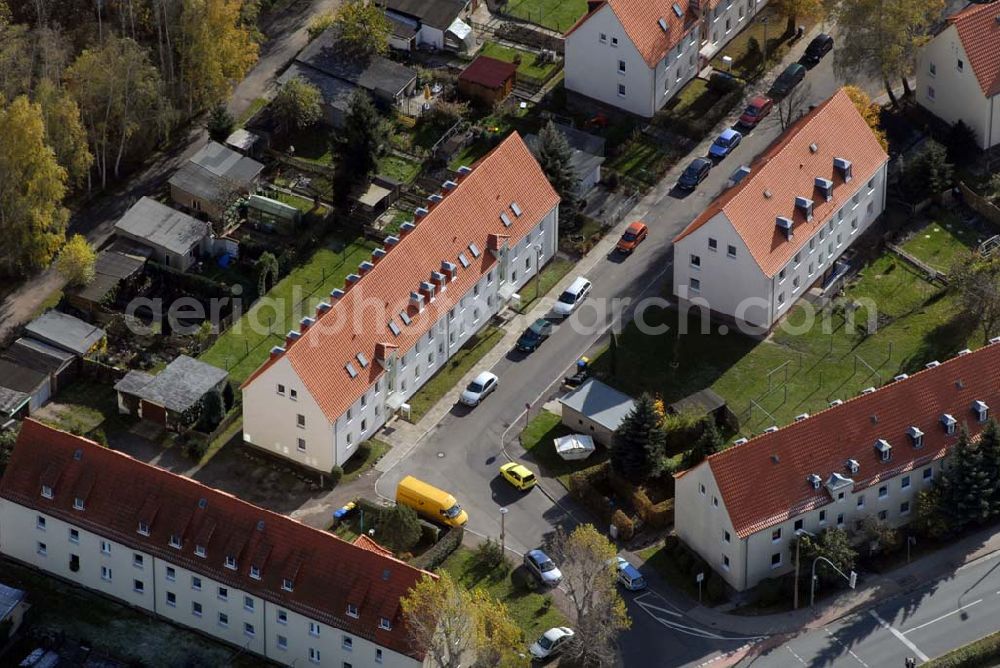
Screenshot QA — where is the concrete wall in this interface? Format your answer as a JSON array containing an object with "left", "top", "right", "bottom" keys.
[
  {"left": 560, "top": 405, "right": 616, "bottom": 447},
  {"left": 917, "top": 25, "right": 1000, "bottom": 150},
  {"left": 115, "top": 227, "right": 200, "bottom": 272},
  {"left": 0, "top": 498, "right": 422, "bottom": 667},
  {"left": 244, "top": 205, "right": 559, "bottom": 473}
]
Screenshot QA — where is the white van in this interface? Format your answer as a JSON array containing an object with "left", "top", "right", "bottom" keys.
[{"left": 552, "top": 277, "right": 592, "bottom": 317}]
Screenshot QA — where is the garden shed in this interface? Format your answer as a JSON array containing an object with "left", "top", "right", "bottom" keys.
[
  {"left": 115, "top": 355, "right": 229, "bottom": 431},
  {"left": 558, "top": 378, "right": 636, "bottom": 447},
  {"left": 458, "top": 55, "right": 517, "bottom": 106}
]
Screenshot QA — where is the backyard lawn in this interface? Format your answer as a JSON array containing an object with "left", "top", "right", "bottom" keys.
[
  {"left": 481, "top": 42, "right": 562, "bottom": 82},
  {"left": 520, "top": 409, "right": 609, "bottom": 487},
  {"left": 200, "top": 236, "right": 379, "bottom": 383},
  {"left": 501, "top": 0, "right": 588, "bottom": 32},
  {"left": 378, "top": 154, "right": 422, "bottom": 183},
  {"left": 33, "top": 379, "right": 132, "bottom": 439},
  {"left": 405, "top": 325, "right": 506, "bottom": 422},
  {"left": 590, "top": 241, "right": 980, "bottom": 437},
  {"left": 439, "top": 547, "right": 568, "bottom": 642},
  {"left": 900, "top": 213, "right": 981, "bottom": 272},
  {"left": 607, "top": 133, "right": 680, "bottom": 187}
]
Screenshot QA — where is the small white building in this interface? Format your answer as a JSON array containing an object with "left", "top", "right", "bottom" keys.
[
  {"left": 916, "top": 0, "right": 1000, "bottom": 150},
  {"left": 672, "top": 88, "right": 889, "bottom": 333},
  {"left": 379, "top": 0, "right": 475, "bottom": 52},
  {"left": 675, "top": 342, "right": 1000, "bottom": 591},
  {"left": 114, "top": 197, "right": 213, "bottom": 272},
  {"left": 241, "top": 133, "right": 560, "bottom": 474},
  {"left": 558, "top": 379, "right": 636, "bottom": 447},
  {"left": 0, "top": 420, "right": 430, "bottom": 667},
  {"left": 564, "top": 0, "right": 701, "bottom": 117}
]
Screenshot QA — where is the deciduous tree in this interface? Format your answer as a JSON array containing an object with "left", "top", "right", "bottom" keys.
[
  {"left": 771, "top": 0, "right": 825, "bottom": 36},
  {"left": 57, "top": 234, "right": 96, "bottom": 286},
  {"left": 35, "top": 79, "right": 93, "bottom": 189},
  {"left": 332, "top": 1, "right": 391, "bottom": 57},
  {"left": 834, "top": 0, "right": 944, "bottom": 106},
  {"left": 0, "top": 20, "right": 31, "bottom": 101},
  {"left": 949, "top": 250, "right": 1000, "bottom": 344},
  {"left": 546, "top": 525, "right": 630, "bottom": 667},
  {"left": 914, "top": 487, "right": 949, "bottom": 539},
  {"left": 272, "top": 78, "right": 322, "bottom": 131},
  {"left": 844, "top": 85, "right": 888, "bottom": 151},
  {"left": 179, "top": 0, "right": 258, "bottom": 114},
  {"left": 612, "top": 393, "right": 667, "bottom": 482},
  {"left": 796, "top": 528, "right": 857, "bottom": 588},
  {"left": 777, "top": 81, "right": 812, "bottom": 130},
  {"left": 0, "top": 94, "right": 67, "bottom": 275}
]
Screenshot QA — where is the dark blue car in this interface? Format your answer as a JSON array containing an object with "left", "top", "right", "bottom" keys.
[{"left": 678, "top": 157, "right": 712, "bottom": 190}]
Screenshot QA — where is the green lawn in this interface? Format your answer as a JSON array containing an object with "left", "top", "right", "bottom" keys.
[
  {"left": 34, "top": 379, "right": 132, "bottom": 440},
  {"left": 237, "top": 97, "right": 268, "bottom": 128},
  {"left": 200, "top": 236, "right": 379, "bottom": 383},
  {"left": 708, "top": 7, "right": 807, "bottom": 80},
  {"left": 501, "top": 0, "right": 587, "bottom": 32},
  {"left": 448, "top": 138, "right": 499, "bottom": 171},
  {"left": 901, "top": 213, "right": 982, "bottom": 272},
  {"left": 516, "top": 257, "right": 574, "bottom": 313},
  {"left": 591, "top": 247, "right": 980, "bottom": 437},
  {"left": 342, "top": 438, "right": 390, "bottom": 482},
  {"left": 439, "top": 547, "right": 568, "bottom": 642},
  {"left": 520, "top": 409, "right": 608, "bottom": 487},
  {"left": 281, "top": 124, "right": 334, "bottom": 164},
  {"left": 607, "top": 133, "right": 677, "bottom": 186},
  {"left": 270, "top": 189, "right": 328, "bottom": 217},
  {"left": 405, "top": 325, "right": 506, "bottom": 422},
  {"left": 378, "top": 154, "right": 422, "bottom": 183},
  {"left": 481, "top": 42, "right": 561, "bottom": 82}
]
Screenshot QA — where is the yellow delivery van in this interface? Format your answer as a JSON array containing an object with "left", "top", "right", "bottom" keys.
[{"left": 395, "top": 476, "right": 468, "bottom": 527}]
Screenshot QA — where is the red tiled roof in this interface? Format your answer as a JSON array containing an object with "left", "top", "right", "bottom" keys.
[
  {"left": 673, "top": 89, "right": 889, "bottom": 277},
  {"left": 458, "top": 55, "right": 517, "bottom": 89},
  {"left": 353, "top": 534, "right": 395, "bottom": 558},
  {"left": 948, "top": 0, "right": 1000, "bottom": 97},
  {"left": 242, "top": 133, "right": 560, "bottom": 422},
  {"left": 565, "top": 0, "right": 696, "bottom": 68},
  {"left": 0, "top": 420, "right": 432, "bottom": 659},
  {"left": 696, "top": 343, "right": 1000, "bottom": 539}
]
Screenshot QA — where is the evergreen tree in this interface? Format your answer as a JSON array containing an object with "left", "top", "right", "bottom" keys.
[
  {"left": 536, "top": 121, "right": 578, "bottom": 213},
  {"left": 333, "top": 90, "right": 382, "bottom": 202},
  {"left": 684, "top": 417, "right": 725, "bottom": 467},
  {"left": 979, "top": 420, "right": 1000, "bottom": 517},
  {"left": 611, "top": 394, "right": 666, "bottom": 483},
  {"left": 378, "top": 503, "right": 421, "bottom": 552},
  {"left": 941, "top": 428, "right": 991, "bottom": 529},
  {"left": 206, "top": 103, "right": 235, "bottom": 141},
  {"left": 222, "top": 382, "right": 236, "bottom": 412},
  {"left": 197, "top": 390, "right": 224, "bottom": 432}
]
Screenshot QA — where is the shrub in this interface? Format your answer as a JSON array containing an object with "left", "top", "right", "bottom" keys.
[
  {"left": 328, "top": 465, "right": 344, "bottom": 487},
  {"left": 645, "top": 498, "right": 674, "bottom": 528},
  {"left": 632, "top": 487, "right": 654, "bottom": 523},
  {"left": 475, "top": 537, "right": 507, "bottom": 571},
  {"left": 706, "top": 572, "right": 726, "bottom": 604},
  {"left": 611, "top": 509, "right": 634, "bottom": 541},
  {"left": 183, "top": 436, "right": 209, "bottom": 461},
  {"left": 925, "top": 629, "right": 1000, "bottom": 667},
  {"left": 568, "top": 467, "right": 614, "bottom": 522},
  {"left": 707, "top": 72, "right": 741, "bottom": 94},
  {"left": 378, "top": 504, "right": 422, "bottom": 552},
  {"left": 410, "top": 526, "right": 464, "bottom": 570},
  {"left": 419, "top": 521, "right": 441, "bottom": 545},
  {"left": 511, "top": 566, "right": 539, "bottom": 592},
  {"left": 756, "top": 576, "right": 785, "bottom": 607}
]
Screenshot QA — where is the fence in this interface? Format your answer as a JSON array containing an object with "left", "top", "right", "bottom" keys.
[
  {"left": 959, "top": 182, "right": 1000, "bottom": 230},
  {"left": 80, "top": 358, "right": 127, "bottom": 384},
  {"left": 469, "top": 19, "right": 565, "bottom": 54}
]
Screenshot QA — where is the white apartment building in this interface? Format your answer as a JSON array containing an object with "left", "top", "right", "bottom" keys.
[
  {"left": 694, "top": 0, "right": 768, "bottom": 62},
  {"left": 675, "top": 341, "right": 1000, "bottom": 591},
  {"left": 564, "top": 0, "right": 702, "bottom": 117},
  {"left": 672, "top": 88, "right": 889, "bottom": 332},
  {"left": 241, "top": 133, "right": 560, "bottom": 473},
  {"left": 0, "top": 420, "right": 430, "bottom": 667},
  {"left": 916, "top": 0, "right": 1000, "bottom": 150}
]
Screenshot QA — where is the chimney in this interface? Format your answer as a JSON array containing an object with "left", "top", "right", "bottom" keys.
[
  {"left": 330, "top": 288, "right": 345, "bottom": 301},
  {"left": 776, "top": 216, "right": 794, "bottom": 240},
  {"left": 299, "top": 316, "right": 315, "bottom": 333},
  {"left": 316, "top": 302, "right": 332, "bottom": 318},
  {"left": 385, "top": 235, "right": 400, "bottom": 247},
  {"left": 814, "top": 176, "right": 833, "bottom": 202},
  {"left": 359, "top": 260, "right": 374, "bottom": 275},
  {"left": 285, "top": 331, "right": 301, "bottom": 348},
  {"left": 399, "top": 221, "right": 415, "bottom": 236},
  {"left": 372, "top": 247, "right": 387, "bottom": 263},
  {"left": 269, "top": 346, "right": 285, "bottom": 360},
  {"left": 833, "top": 157, "right": 853, "bottom": 182}
]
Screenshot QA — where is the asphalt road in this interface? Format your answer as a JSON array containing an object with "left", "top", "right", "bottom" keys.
[{"left": 743, "top": 553, "right": 1000, "bottom": 667}]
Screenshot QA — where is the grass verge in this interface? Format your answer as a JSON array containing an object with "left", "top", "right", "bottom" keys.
[
  {"left": 342, "top": 438, "right": 390, "bottom": 482},
  {"left": 515, "top": 257, "right": 575, "bottom": 314},
  {"left": 520, "top": 409, "right": 609, "bottom": 487},
  {"left": 440, "top": 546, "right": 568, "bottom": 642},
  {"left": 199, "top": 236, "right": 378, "bottom": 383},
  {"left": 481, "top": 42, "right": 561, "bottom": 81},
  {"left": 923, "top": 628, "right": 1000, "bottom": 667},
  {"left": 405, "top": 325, "right": 506, "bottom": 423}
]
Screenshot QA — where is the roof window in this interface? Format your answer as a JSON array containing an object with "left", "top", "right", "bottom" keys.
[
  {"left": 846, "top": 459, "right": 860, "bottom": 474},
  {"left": 500, "top": 212, "right": 512, "bottom": 227},
  {"left": 388, "top": 320, "right": 401, "bottom": 337},
  {"left": 807, "top": 473, "right": 821, "bottom": 490},
  {"left": 908, "top": 426, "right": 924, "bottom": 448},
  {"left": 941, "top": 414, "right": 957, "bottom": 434},
  {"left": 345, "top": 362, "right": 358, "bottom": 379},
  {"left": 511, "top": 202, "right": 523, "bottom": 217},
  {"left": 671, "top": 3, "right": 683, "bottom": 17},
  {"left": 458, "top": 253, "right": 470, "bottom": 268},
  {"left": 468, "top": 243, "right": 481, "bottom": 258},
  {"left": 356, "top": 353, "right": 369, "bottom": 368},
  {"left": 399, "top": 310, "right": 412, "bottom": 326}
]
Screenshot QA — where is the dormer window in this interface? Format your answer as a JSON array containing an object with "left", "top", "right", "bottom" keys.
[
  {"left": 169, "top": 534, "right": 182, "bottom": 549},
  {"left": 794, "top": 196, "right": 813, "bottom": 221},
  {"left": 282, "top": 578, "right": 294, "bottom": 592},
  {"left": 834, "top": 157, "right": 853, "bottom": 182},
  {"left": 908, "top": 426, "right": 924, "bottom": 448},
  {"left": 41, "top": 485, "right": 53, "bottom": 499},
  {"left": 814, "top": 177, "right": 833, "bottom": 201},
  {"left": 776, "top": 216, "right": 793, "bottom": 240},
  {"left": 874, "top": 439, "right": 892, "bottom": 462},
  {"left": 807, "top": 473, "right": 821, "bottom": 490},
  {"left": 379, "top": 616, "right": 392, "bottom": 630},
  {"left": 347, "top": 603, "right": 359, "bottom": 618},
  {"left": 225, "top": 555, "right": 237, "bottom": 570},
  {"left": 249, "top": 565, "right": 261, "bottom": 580},
  {"left": 973, "top": 400, "right": 989, "bottom": 423},
  {"left": 195, "top": 545, "right": 206, "bottom": 558},
  {"left": 73, "top": 497, "right": 85, "bottom": 511},
  {"left": 137, "top": 521, "right": 150, "bottom": 536},
  {"left": 941, "top": 414, "right": 957, "bottom": 435},
  {"left": 846, "top": 459, "right": 860, "bottom": 474}
]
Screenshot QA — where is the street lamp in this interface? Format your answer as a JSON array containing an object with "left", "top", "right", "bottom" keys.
[
  {"left": 793, "top": 528, "right": 815, "bottom": 610},
  {"left": 761, "top": 17, "right": 769, "bottom": 73},
  {"left": 533, "top": 244, "right": 544, "bottom": 302},
  {"left": 499, "top": 507, "right": 509, "bottom": 556},
  {"left": 810, "top": 555, "right": 857, "bottom": 607}
]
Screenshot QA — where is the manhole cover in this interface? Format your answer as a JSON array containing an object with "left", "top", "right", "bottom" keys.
[{"left": 437, "top": 452, "right": 445, "bottom": 458}]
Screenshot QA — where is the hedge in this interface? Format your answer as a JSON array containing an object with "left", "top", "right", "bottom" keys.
[
  {"left": 412, "top": 526, "right": 464, "bottom": 571},
  {"left": 924, "top": 630, "right": 1000, "bottom": 667}
]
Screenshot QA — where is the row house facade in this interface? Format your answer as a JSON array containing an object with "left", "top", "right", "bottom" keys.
[
  {"left": 0, "top": 420, "right": 430, "bottom": 667},
  {"left": 675, "top": 341, "right": 1000, "bottom": 591},
  {"left": 240, "top": 133, "right": 560, "bottom": 473},
  {"left": 672, "top": 88, "right": 889, "bottom": 332},
  {"left": 694, "top": 0, "right": 768, "bottom": 62},
  {"left": 565, "top": 0, "right": 702, "bottom": 117}
]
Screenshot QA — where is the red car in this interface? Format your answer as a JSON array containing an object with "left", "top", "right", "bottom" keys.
[
  {"left": 616, "top": 221, "right": 648, "bottom": 254},
  {"left": 738, "top": 96, "right": 773, "bottom": 128}
]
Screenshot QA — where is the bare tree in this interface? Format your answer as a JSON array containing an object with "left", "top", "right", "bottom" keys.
[{"left": 777, "top": 82, "right": 813, "bottom": 131}]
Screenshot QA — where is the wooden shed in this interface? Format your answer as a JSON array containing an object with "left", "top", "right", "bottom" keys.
[{"left": 458, "top": 56, "right": 517, "bottom": 106}]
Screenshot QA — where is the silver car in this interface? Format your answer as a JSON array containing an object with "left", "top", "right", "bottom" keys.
[
  {"left": 459, "top": 371, "right": 498, "bottom": 407},
  {"left": 529, "top": 626, "right": 575, "bottom": 660},
  {"left": 524, "top": 549, "right": 562, "bottom": 587}
]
